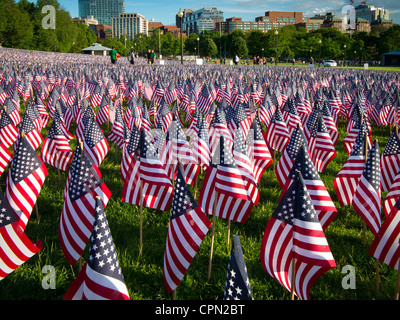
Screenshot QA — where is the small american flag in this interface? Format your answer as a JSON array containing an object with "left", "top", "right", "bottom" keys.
[
  {"left": 59, "top": 143, "right": 111, "bottom": 265},
  {"left": 334, "top": 122, "right": 369, "bottom": 207},
  {"left": 352, "top": 140, "right": 381, "bottom": 236},
  {"left": 163, "top": 165, "right": 211, "bottom": 293},
  {"left": 381, "top": 128, "right": 400, "bottom": 192},
  {"left": 83, "top": 116, "right": 109, "bottom": 167},
  {"left": 5, "top": 135, "right": 48, "bottom": 230},
  {"left": 369, "top": 198, "right": 400, "bottom": 271},
  {"left": 260, "top": 170, "right": 336, "bottom": 300},
  {"left": 264, "top": 106, "right": 290, "bottom": 153},
  {"left": 0, "top": 189, "right": 42, "bottom": 281},
  {"left": 63, "top": 197, "right": 130, "bottom": 300},
  {"left": 0, "top": 109, "right": 18, "bottom": 148},
  {"left": 223, "top": 234, "right": 253, "bottom": 300}
]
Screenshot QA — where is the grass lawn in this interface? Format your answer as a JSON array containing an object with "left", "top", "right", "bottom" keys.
[{"left": 0, "top": 100, "right": 399, "bottom": 301}]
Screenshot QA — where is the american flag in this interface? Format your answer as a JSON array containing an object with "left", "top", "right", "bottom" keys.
[
  {"left": 321, "top": 100, "right": 339, "bottom": 146},
  {"left": 0, "top": 143, "right": 12, "bottom": 177},
  {"left": 233, "top": 127, "right": 259, "bottom": 205},
  {"left": 196, "top": 84, "right": 214, "bottom": 115},
  {"left": 5, "top": 135, "right": 48, "bottom": 230},
  {"left": 83, "top": 116, "right": 109, "bottom": 167},
  {"left": 165, "top": 82, "right": 178, "bottom": 106},
  {"left": 107, "top": 101, "right": 126, "bottom": 149},
  {"left": 159, "top": 116, "right": 200, "bottom": 185},
  {"left": 163, "top": 165, "right": 211, "bottom": 293},
  {"left": 334, "top": 123, "right": 370, "bottom": 207},
  {"left": 369, "top": 198, "right": 400, "bottom": 271},
  {"left": 0, "top": 189, "right": 42, "bottom": 281},
  {"left": 275, "top": 124, "right": 307, "bottom": 189},
  {"left": 246, "top": 117, "right": 272, "bottom": 184},
  {"left": 192, "top": 115, "right": 211, "bottom": 171},
  {"left": 96, "top": 95, "right": 110, "bottom": 126},
  {"left": 15, "top": 111, "right": 43, "bottom": 152},
  {"left": 308, "top": 113, "right": 337, "bottom": 173},
  {"left": 260, "top": 170, "right": 336, "bottom": 300},
  {"left": 63, "top": 197, "right": 130, "bottom": 300},
  {"left": 223, "top": 234, "right": 253, "bottom": 300},
  {"left": 258, "top": 95, "right": 276, "bottom": 128},
  {"left": 90, "top": 84, "right": 103, "bottom": 108},
  {"left": 40, "top": 109, "right": 74, "bottom": 171},
  {"left": 264, "top": 106, "right": 290, "bottom": 153},
  {"left": 209, "top": 106, "right": 233, "bottom": 157},
  {"left": 282, "top": 98, "right": 303, "bottom": 135},
  {"left": 155, "top": 101, "right": 173, "bottom": 133},
  {"left": 121, "top": 128, "right": 174, "bottom": 212},
  {"left": 352, "top": 140, "right": 381, "bottom": 236},
  {"left": 198, "top": 135, "right": 253, "bottom": 224},
  {"left": 59, "top": 143, "right": 111, "bottom": 265},
  {"left": 0, "top": 109, "right": 18, "bottom": 148},
  {"left": 121, "top": 125, "right": 141, "bottom": 181},
  {"left": 285, "top": 144, "right": 337, "bottom": 230},
  {"left": 381, "top": 128, "right": 400, "bottom": 192},
  {"left": 152, "top": 81, "right": 165, "bottom": 107},
  {"left": 3, "top": 98, "right": 21, "bottom": 126},
  {"left": 229, "top": 103, "right": 252, "bottom": 139}
]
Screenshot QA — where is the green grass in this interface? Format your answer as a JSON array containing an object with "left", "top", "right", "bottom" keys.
[{"left": 0, "top": 106, "right": 399, "bottom": 301}]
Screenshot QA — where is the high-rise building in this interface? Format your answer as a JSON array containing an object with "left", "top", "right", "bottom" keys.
[
  {"left": 112, "top": 13, "right": 149, "bottom": 40},
  {"left": 182, "top": 7, "right": 224, "bottom": 34},
  {"left": 355, "top": 4, "right": 389, "bottom": 23},
  {"left": 78, "top": 0, "right": 125, "bottom": 27}
]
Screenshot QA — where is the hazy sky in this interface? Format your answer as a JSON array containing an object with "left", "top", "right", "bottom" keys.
[{"left": 56, "top": 0, "right": 400, "bottom": 25}]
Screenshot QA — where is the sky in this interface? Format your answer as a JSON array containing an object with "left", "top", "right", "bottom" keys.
[{"left": 56, "top": 0, "right": 400, "bottom": 25}]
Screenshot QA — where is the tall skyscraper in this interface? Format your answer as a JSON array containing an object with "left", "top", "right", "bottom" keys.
[
  {"left": 182, "top": 8, "right": 224, "bottom": 34},
  {"left": 78, "top": 0, "right": 125, "bottom": 27},
  {"left": 112, "top": 13, "right": 149, "bottom": 40}
]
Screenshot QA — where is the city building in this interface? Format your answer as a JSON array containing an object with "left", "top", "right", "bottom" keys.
[
  {"left": 112, "top": 13, "right": 149, "bottom": 40},
  {"left": 355, "top": 4, "right": 389, "bottom": 23},
  {"left": 78, "top": 0, "right": 125, "bottom": 27},
  {"left": 176, "top": 9, "right": 193, "bottom": 29},
  {"left": 72, "top": 16, "right": 98, "bottom": 26},
  {"left": 181, "top": 7, "right": 224, "bottom": 34},
  {"left": 296, "top": 17, "right": 324, "bottom": 32},
  {"left": 95, "top": 24, "right": 113, "bottom": 41}
]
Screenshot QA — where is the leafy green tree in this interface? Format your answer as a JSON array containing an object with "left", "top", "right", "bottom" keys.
[
  {"left": 231, "top": 36, "right": 248, "bottom": 58},
  {"left": 200, "top": 37, "right": 218, "bottom": 57}
]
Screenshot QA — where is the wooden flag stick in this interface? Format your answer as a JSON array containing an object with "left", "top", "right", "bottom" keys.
[
  {"left": 290, "top": 256, "right": 296, "bottom": 300},
  {"left": 207, "top": 191, "right": 218, "bottom": 282},
  {"left": 227, "top": 220, "right": 231, "bottom": 248},
  {"left": 139, "top": 179, "right": 143, "bottom": 258},
  {"left": 395, "top": 258, "right": 400, "bottom": 300},
  {"left": 56, "top": 151, "right": 61, "bottom": 183}
]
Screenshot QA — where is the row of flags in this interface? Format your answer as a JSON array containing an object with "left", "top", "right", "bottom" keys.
[{"left": 1, "top": 47, "right": 400, "bottom": 300}]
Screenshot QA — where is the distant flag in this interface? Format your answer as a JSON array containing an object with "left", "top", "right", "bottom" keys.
[
  {"left": 5, "top": 135, "right": 48, "bottom": 230},
  {"left": 260, "top": 170, "right": 336, "bottom": 300},
  {"left": 381, "top": 128, "right": 400, "bottom": 192},
  {"left": 192, "top": 115, "right": 211, "bottom": 171},
  {"left": 196, "top": 84, "right": 214, "bottom": 115},
  {"left": 223, "top": 234, "right": 253, "bottom": 300},
  {"left": 40, "top": 109, "right": 74, "bottom": 171},
  {"left": 334, "top": 123, "right": 370, "bottom": 207},
  {"left": 0, "top": 189, "right": 42, "bottom": 281},
  {"left": 63, "top": 197, "right": 130, "bottom": 300},
  {"left": 264, "top": 106, "right": 290, "bottom": 153},
  {"left": 275, "top": 124, "right": 307, "bottom": 189},
  {"left": 107, "top": 101, "right": 126, "bottom": 149},
  {"left": 308, "top": 113, "right": 336, "bottom": 173},
  {"left": 246, "top": 118, "right": 272, "bottom": 184},
  {"left": 121, "top": 128, "right": 174, "bottom": 212},
  {"left": 233, "top": 127, "right": 259, "bottom": 205},
  {"left": 15, "top": 111, "right": 43, "bottom": 152},
  {"left": 352, "top": 140, "right": 381, "bottom": 236},
  {"left": 198, "top": 135, "right": 253, "bottom": 224},
  {"left": 82, "top": 116, "right": 109, "bottom": 167},
  {"left": 0, "top": 109, "right": 18, "bottom": 148},
  {"left": 163, "top": 165, "right": 211, "bottom": 293},
  {"left": 96, "top": 95, "right": 110, "bottom": 126}
]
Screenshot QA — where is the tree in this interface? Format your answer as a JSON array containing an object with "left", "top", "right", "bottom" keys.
[
  {"left": 200, "top": 37, "right": 218, "bottom": 57},
  {"left": 231, "top": 36, "right": 248, "bottom": 58}
]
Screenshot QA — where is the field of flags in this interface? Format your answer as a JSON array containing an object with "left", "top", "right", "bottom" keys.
[{"left": 1, "top": 47, "right": 400, "bottom": 300}]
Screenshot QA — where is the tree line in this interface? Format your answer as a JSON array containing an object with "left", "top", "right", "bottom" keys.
[{"left": 1, "top": 0, "right": 400, "bottom": 62}]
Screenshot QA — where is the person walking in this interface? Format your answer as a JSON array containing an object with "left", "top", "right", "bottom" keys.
[
  {"left": 109, "top": 47, "right": 118, "bottom": 64},
  {"left": 128, "top": 49, "right": 135, "bottom": 65},
  {"left": 150, "top": 49, "right": 156, "bottom": 65},
  {"left": 147, "top": 49, "right": 152, "bottom": 64},
  {"left": 234, "top": 54, "right": 239, "bottom": 65}
]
